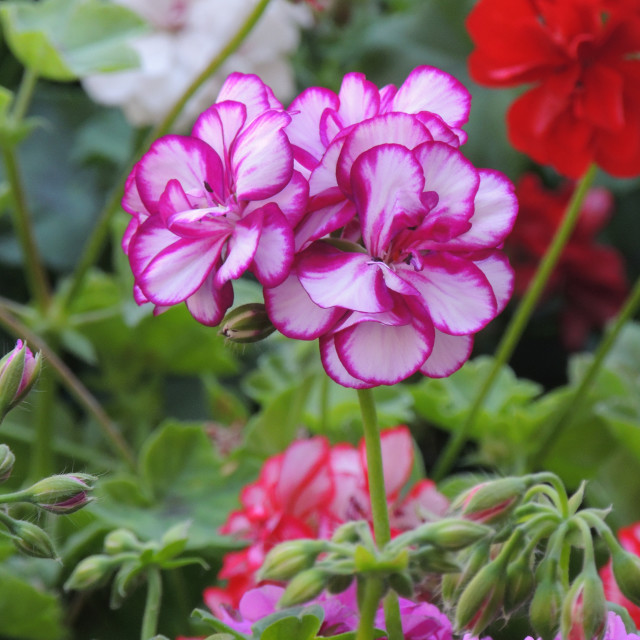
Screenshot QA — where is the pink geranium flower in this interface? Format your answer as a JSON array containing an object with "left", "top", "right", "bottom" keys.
[
  {"left": 122, "top": 73, "right": 308, "bottom": 325},
  {"left": 208, "top": 426, "right": 447, "bottom": 607}
]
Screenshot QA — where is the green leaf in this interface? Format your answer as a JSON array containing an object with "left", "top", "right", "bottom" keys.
[
  {"left": 0, "top": 566, "right": 65, "bottom": 640},
  {"left": 0, "top": 0, "right": 147, "bottom": 81},
  {"left": 258, "top": 612, "right": 323, "bottom": 640}
]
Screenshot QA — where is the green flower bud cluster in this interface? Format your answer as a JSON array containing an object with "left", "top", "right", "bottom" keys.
[
  {"left": 440, "top": 473, "right": 640, "bottom": 640},
  {"left": 65, "top": 521, "right": 207, "bottom": 609}
]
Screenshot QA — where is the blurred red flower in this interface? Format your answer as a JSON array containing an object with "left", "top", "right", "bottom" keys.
[
  {"left": 467, "top": 0, "right": 640, "bottom": 178},
  {"left": 507, "top": 173, "right": 628, "bottom": 350},
  {"left": 601, "top": 522, "right": 640, "bottom": 626}
]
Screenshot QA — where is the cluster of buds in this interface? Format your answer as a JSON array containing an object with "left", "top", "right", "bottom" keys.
[
  {"left": 0, "top": 340, "right": 41, "bottom": 422},
  {"left": 442, "top": 474, "right": 640, "bottom": 639},
  {"left": 65, "top": 521, "right": 207, "bottom": 609}
]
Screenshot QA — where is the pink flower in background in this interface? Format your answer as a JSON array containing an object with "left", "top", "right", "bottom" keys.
[
  {"left": 208, "top": 426, "right": 447, "bottom": 607},
  {"left": 122, "top": 73, "right": 307, "bottom": 326}
]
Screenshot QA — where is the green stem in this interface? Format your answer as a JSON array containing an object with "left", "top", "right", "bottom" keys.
[
  {"left": 141, "top": 567, "right": 162, "bottom": 640},
  {"left": 528, "top": 273, "right": 640, "bottom": 469},
  {"left": 382, "top": 592, "right": 404, "bottom": 640},
  {"left": 0, "top": 304, "right": 136, "bottom": 470},
  {"left": 355, "top": 577, "right": 383, "bottom": 640},
  {"left": 432, "top": 164, "right": 598, "bottom": 481},
  {"left": 61, "top": 0, "right": 273, "bottom": 310},
  {"left": 11, "top": 67, "right": 38, "bottom": 123},
  {"left": 356, "top": 388, "right": 402, "bottom": 640},
  {"left": 1, "top": 147, "right": 51, "bottom": 310}
]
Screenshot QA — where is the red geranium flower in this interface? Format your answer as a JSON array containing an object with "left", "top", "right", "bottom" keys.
[
  {"left": 507, "top": 173, "right": 628, "bottom": 350},
  {"left": 467, "top": 0, "right": 640, "bottom": 178},
  {"left": 600, "top": 522, "right": 640, "bottom": 626}
]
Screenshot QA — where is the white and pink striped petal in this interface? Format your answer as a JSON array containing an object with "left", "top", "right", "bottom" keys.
[
  {"left": 185, "top": 272, "right": 234, "bottom": 327},
  {"left": 419, "top": 330, "right": 474, "bottom": 378},
  {"left": 216, "top": 72, "right": 283, "bottom": 123},
  {"left": 251, "top": 204, "right": 294, "bottom": 287}
]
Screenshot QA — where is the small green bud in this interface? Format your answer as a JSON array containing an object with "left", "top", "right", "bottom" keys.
[
  {"left": 0, "top": 444, "right": 15, "bottom": 482},
  {"left": 104, "top": 529, "right": 142, "bottom": 555},
  {"left": 331, "top": 520, "right": 366, "bottom": 544},
  {"left": 64, "top": 554, "right": 119, "bottom": 591},
  {"left": 504, "top": 552, "right": 534, "bottom": 612},
  {"left": 0, "top": 341, "right": 41, "bottom": 420},
  {"left": 219, "top": 304, "right": 275, "bottom": 343},
  {"left": 561, "top": 567, "right": 607, "bottom": 640},
  {"left": 388, "top": 571, "right": 414, "bottom": 599},
  {"left": 278, "top": 568, "right": 328, "bottom": 607},
  {"left": 412, "top": 546, "right": 461, "bottom": 574},
  {"left": 610, "top": 544, "right": 640, "bottom": 607},
  {"left": 27, "top": 473, "right": 96, "bottom": 514},
  {"left": 453, "top": 477, "right": 530, "bottom": 523},
  {"left": 327, "top": 574, "right": 354, "bottom": 595},
  {"left": 259, "top": 540, "right": 326, "bottom": 581},
  {"left": 409, "top": 519, "right": 492, "bottom": 550},
  {"left": 529, "top": 560, "right": 564, "bottom": 640},
  {"left": 441, "top": 541, "right": 490, "bottom": 607},
  {"left": 11, "top": 519, "right": 57, "bottom": 559}
]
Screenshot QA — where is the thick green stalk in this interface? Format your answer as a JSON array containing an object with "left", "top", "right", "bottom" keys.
[
  {"left": 528, "top": 274, "right": 640, "bottom": 469},
  {"left": 355, "top": 577, "right": 383, "bottom": 640},
  {"left": 61, "top": 0, "right": 273, "bottom": 309},
  {"left": 432, "top": 164, "right": 598, "bottom": 481},
  {"left": 141, "top": 567, "right": 162, "bottom": 640},
  {"left": 356, "top": 388, "right": 403, "bottom": 640}
]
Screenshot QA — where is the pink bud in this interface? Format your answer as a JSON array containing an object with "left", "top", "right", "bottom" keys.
[{"left": 0, "top": 340, "right": 41, "bottom": 419}]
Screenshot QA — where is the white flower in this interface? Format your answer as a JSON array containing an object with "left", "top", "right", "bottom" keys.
[{"left": 81, "top": 0, "right": 312, "bottom": 128}]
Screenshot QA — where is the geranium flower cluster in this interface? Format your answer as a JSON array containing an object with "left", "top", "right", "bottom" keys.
[
  {"left": 507, "top": 174, "right": 628, "bottom": 350},
  {"left": 122, "top": 66, "right": 517, "bottom": 388},
  {"left": 205, "top": 426, "right": 448, "bottom": 608},
  {"left": 467, "top": 0, "right": 640, "bottom": 178}
]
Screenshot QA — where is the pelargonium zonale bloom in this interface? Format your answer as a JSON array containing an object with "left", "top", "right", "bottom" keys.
[
  {"left": 266, "top": 113, "right": 517, "bottom": 388},
  {"left": 467, "top": 0, "right": 640, "bottom": 178},
  {"left": 122, "top": 72, "right": 307, "bottom": 326}
]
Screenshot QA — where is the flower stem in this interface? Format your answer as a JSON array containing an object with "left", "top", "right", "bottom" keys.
[
  {"left": 141, "top": 567, "right": 162, "bottom": 640},
  {"left": 527, "top": 273, "right": 640, "bottom": 469},
  {"left": 356, "top": 388, "right": 403, "bottom": 640},
  {"left": 432, "top": 164, "right": 598, "bottom": 481},
  {"left": 355, "top": 577, "right": 383, "bottom": 640},
  {"left": 1, "top": 147, "right": 51, "bottom": 310},
  {"left": 0, "top": 304, "right": 136, "bottom": 470},
  {"left": 11, "top": 67, "right": 38, "bottom": 123},
  {"left": 60, "top": 0, "right": 273, "bottom": 310}
]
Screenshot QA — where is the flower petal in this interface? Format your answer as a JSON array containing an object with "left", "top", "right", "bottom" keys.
[
  {"left": 192, "top": 101, "right": 247, "bottom": 164},
  {"left": 319, "top": 334, "right": 375, "bottom": 389},
  {"left": 264, "top": 272, "right": 344, "bottom": 340},
  {"left": 419, "top": 330, "right": 473, "bottom": 378},
  {"left": 472, "top": 251, "right": 514, "bottom": 314},
  {"left": 185, "top": 272, "right": 234, "bottom": 327},
  {"left": 215, "top": 209, "right": 263, "bottom": 286},
  {"left": 334, "top": 318, "right": 434, "bottom": 385},
  {"left": 216, "top": 72, "right": 282, "bottom": 122},
  {"left": 251, "top": 204, "right": 294, "bottom": 287}
]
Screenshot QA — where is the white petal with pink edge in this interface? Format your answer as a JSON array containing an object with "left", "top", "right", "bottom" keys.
[
  {"left": 298, "top": 246, "right": 394, "bottom": 313},
  {"left": 419, "top": 330, "right": 473, "bottom": 378},
  {"left": 350, "top": 144, "right": 425, "bottom": 256},
  {"left": 138, "top": 234, "right": 227, "bottom": 305},
  {"left": 246, "top": 170, "right": 308, "bottom": 228},
  {"left": 319, "top": 334, "right": 375, "bottom": 389},
  {"left": 251, "top": 204, "right": 294, "bottom": 287},
  {"left": 445, "top": 169, "right": 518, "bottom": 250},
  {"left": 287, "top": 87, "right": 340, "bottom": 169},
  {"left": 122, "top": 165, "right": 146, "bottom": 216},
  {"left": 216, "top": 72, "right": 282, "bottom": 123},
  {"left": 336, "top": 72, "right": 380, "bottom": 126},
  {"left": 336, "top": 113, "right": 431, "bottom": 194},
  {"left": 185, "top": 273, "right": 234, "bottom": 327},
  {"left": 215, "top": 209, "right": 263, "bottom": 287},
  {"left": 388, "top": 65, "right": 471, "bottom": 127},
  {"left": 294, "top": 198, "right": 356, "bottom": 252},
  {"left": 473, "top": 251, "right": 514, "bottom": 314},
  {"left": 129, "top": 216, "right": 180, "bottom": 277},
  {"left": 335, "top": 319, "right": 434, "bottom": 385},
  {"left": 276, "top": 438, "right": 333, "bottom": 516},
  {"left": 192, "top": 102, "right": 246, "bottom": 165},
  {"left": 135, "top": 135, "right": 224, "bottom": 212},
  {"left": 232, "top": 110, "right": 293, "bottom": 200},
  {"left": 399, "top": 255, "right": 497, "bottom": 335},
  {"left": 265, "top": 273, "right": 344, "bottom": 340}
]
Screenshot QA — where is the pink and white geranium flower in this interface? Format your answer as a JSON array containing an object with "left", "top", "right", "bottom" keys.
[
  {"left": 122, "top": 73, "right": 307, "bottom": 325},
  {"left": 266, "top": 118, "right": 517, "bottom": 387}
]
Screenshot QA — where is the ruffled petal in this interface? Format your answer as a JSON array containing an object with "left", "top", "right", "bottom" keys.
[
  {"left": 192, "top": 101, "right": 247, "bottom": 165},
  {"left": 185, "top": 272, "right": 234, "bottom": 327},
  {"left": 472, "top": 251, "right": 514, "bottom": 314},
  {"left": 251, "top": 204, "right": 294, "bottom": 287},
  {"left": 319, "top": 334, "right": 375, "bottom": 389},
  {"left": 215, "top": 209, "right": 263, "bottom": 286},
  {"left": 419, "top": 330, "right": 474, "bottom": 378},
  {"left": 216, "top": 72, "right": 283, "bottom": 122}
]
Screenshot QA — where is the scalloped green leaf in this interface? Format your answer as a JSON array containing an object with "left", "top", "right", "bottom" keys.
[{"left": 0, "top": 0, "right": 147, "bottom": 81}]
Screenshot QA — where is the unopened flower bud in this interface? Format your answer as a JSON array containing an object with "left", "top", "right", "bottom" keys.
[
  {"left": 27, "top": 473, "right": 96, "bottom": 514},
  {"left": 561, "top": 567, "right": 607, "bottom": 640},
  {"left": 454, "top": 477, "right": 530, "bottom": 523},
  {"left": 610, "top": 544, "right": 640, "bottom": 607},
  {"left": 529, "top": 560, "right": 564, "bottom": 640},
  {"left": 504, "top": 552, "right": 534, "bottom": 612},
  {"left": 442, "top": 541, "right": 490, "bottom": 607},
  {"left": 0, "top": 340, "right": 41, "bottom": 419},
  {"left": 412, "top": 546, "right": 461, "bottom": 574},
  {"left": 0, "top": 444, "right": 15, "bottom": 482},
  {"left": 64, "top": 554, "right": 119, "bottom": 591},
  {"left": 219, "top": 304, "right": 275, "bottom": 343},
  {"left": 408, "top": 518, "right": 492, "bottom": 550},
  {"left": 259, "top": 540, "right": 326, "bottom": 581},
  {"left": 104, "top": 529, "right": 142, "bottom": 555},
  {"left": 278, "top": 568, "right": 328, "bottom": 607},
  {"left": 388, "top": 571, "right": 414, "bottom": 598},
  {"left": 327, "top": 574, "right": 354, "bottom": 595},
  {"left": 331, "top": 520, "right": 366, "bottom": 544},
  {"left": 10, "top": 519, "right": 57, "bottom": 559}
]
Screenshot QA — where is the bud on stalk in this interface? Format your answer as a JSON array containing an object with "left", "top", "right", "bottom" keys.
[
  {"left": 259, "top": 540, "right": 326, "bottom": 581},
  {"left": 65, "top": 554, "right": 120, "bottom": 591},
  {"left": 453, "top": 477, "right": 530, "bottom": 523},
  {"left": 10, "top": 519, "right": 57, "bottom": 559},
  {"left": 609, "top": 542, "right": 640, "bottom": 607},
  {"left": 561, "top": 566, "right": 607, "bottom": 640},
  {"left": 0, "top": 444, "right": 15, "bottom": 482},
  {"left": 0, "top": 340, "right": 41, "bottom": 420},
  {"left": 27, "top": 473, "right": 96, "bottom": 514},
  {"left": 278, "top": 568, "right": 328, "bottom": 607},
  {"left": 219, "top": 304, "right": 275, "bottom": 343}
]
